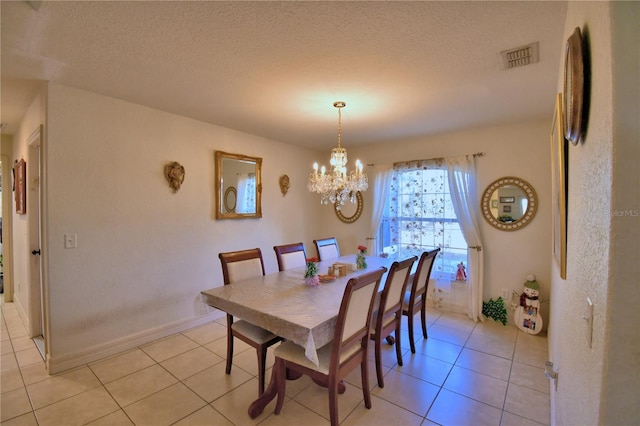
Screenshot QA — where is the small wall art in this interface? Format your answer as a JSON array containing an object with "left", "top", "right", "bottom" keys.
[{"left": 15, "top": 159, "right": 26, "bottom": 214}]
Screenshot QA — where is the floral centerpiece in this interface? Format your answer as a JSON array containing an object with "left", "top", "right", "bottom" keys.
[
  {"left": 304, "top": 257, "right": 320, "bottom": 286},
  {"left": 356, "top": 245, "right": 368, "bottom": 270}
]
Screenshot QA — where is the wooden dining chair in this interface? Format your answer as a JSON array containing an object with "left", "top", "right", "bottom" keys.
[
  {"left": 273, "top": 242, "right": 307, "bottom": 271},
  {"left": 273, "top": 267, "right": 387, "bottom": 426},
  {"left": 370, "top": 256, "right": 417, "bottom": 388},
  {"left": 219, "top": 248, "right": 283, "bottom": 395},
  {"left": 403, "top": 248, "right": 440, "bottom": 353},
  {"left": 313, "top": 237, "right": 340, "bottom": 261}
]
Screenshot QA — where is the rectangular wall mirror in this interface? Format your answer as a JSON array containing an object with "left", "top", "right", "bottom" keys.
[{"left": 215, "top": 151, "right": 262, "bottom": 219}]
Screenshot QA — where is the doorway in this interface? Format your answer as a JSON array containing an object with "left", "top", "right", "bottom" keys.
[{"left": 27, "top": 126, "right": 45, "bottom": 359}]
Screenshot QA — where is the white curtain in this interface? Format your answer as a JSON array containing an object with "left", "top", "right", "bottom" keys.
[
  {"left": 445, "top": 155, "right": 484, "bottom": 322},
  {"left": 367, "top": 164, "right": 393, "bottom": 255},
  {"left": 236, "top": 174, "right": 255, "bottom": 213}
]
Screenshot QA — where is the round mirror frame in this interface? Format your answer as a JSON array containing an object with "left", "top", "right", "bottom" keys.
[
  {"left": 224, "top": 186, "right": 237, "bottom": 213},
  {"left": 481, "top": 177, "right": 538, "bottom": 231},
  {"left": 334, "top": 191, "right": 363, "bottom": 223}
]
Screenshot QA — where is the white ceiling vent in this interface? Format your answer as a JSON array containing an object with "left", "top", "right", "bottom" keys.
[{"left": 501, "top": 42, "right": 539, "bottom": 70}]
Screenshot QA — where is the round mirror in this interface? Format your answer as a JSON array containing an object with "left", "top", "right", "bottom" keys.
[
  {"left": 481, "top": 177, "right": 537, "bottom": 231},
  {"left": 334, "top": 191, "right": 363, "bottom": 223}
]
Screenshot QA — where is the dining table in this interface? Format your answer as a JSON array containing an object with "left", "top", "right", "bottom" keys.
[{"left": 201, "top": 253, "right": 396, "bottom": 418}]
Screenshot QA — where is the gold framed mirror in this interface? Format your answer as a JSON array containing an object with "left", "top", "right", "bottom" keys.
[
  {"left": 334, "top": 191, "right": 363, "bottom": 223},
  {"left": 215, "top": 151, "right": 262, "bottom": 219},
  {"left": 481, "top": 177, "right": 537, "bottom": 231}
]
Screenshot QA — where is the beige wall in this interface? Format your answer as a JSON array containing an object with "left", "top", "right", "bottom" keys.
[{"left": 547, "top": 1, "right": 639, "bottom": 425}]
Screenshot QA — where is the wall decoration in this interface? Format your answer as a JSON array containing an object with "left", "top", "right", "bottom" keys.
[
  {"left": 563, "top": 27, "right": 586, "bottom": 145},
  {"left": 551, "top": 93, "right": 568, "bottom": 279},
  {"left": 334, "top": 191, "right": 363, "bottom": 223},
  {"left": 279, "top": 174, "right": 290, "bottom": 196},
  {"left": 164, "top": 161, "right": 185, "bottom": 193},
  {"left": 15, "top": 159, "right": 26, "bottom": 214},
  {"left": 224, "top": 186, "right": 237, "bottom": 213}
]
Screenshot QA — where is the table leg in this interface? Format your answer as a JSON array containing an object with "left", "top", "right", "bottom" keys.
[
  {"left": 312, "top": 378, "right": 347, "bottom": 394},
  {"left": 248, "top": 361, "right": 279, "bottom": 418}
]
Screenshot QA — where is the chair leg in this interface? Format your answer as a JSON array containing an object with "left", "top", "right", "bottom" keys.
[
  {"left": 274, "top": 358, "right": 287, "bottom": 414},
  {"left": 420, "top": 301, "right": 428, "bottom": 339},
  {"left": 226, "top": 320, "right": 234, "bottom": 375},
  {"left": 375, "top": 335, "right": 385, "bottom": 388},
  {"left": 361, "top": 358, "right": 372, "bottom": 409},
  {"left": 257, "top": 345, "right": 267, "bottom": 395},
  {"left": 395, "top": 321, "right": 404, "bottom": 367},
  {"left": 407, "top": 310, "right": 416, "bottom": 354},
  {"left": 328, "top": 377, "right": 339, "bottom": 426}
]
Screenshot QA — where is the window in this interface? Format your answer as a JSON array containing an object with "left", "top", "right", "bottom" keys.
[{"left": 378, "top": 164, "right": 468, "bottom": 281}]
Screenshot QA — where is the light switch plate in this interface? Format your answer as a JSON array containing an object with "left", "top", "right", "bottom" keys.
[{"left": 64, "top": 234, "right": 77, "bottom": 249}]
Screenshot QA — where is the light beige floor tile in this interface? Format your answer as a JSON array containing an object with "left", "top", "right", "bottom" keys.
[
  {"left": 10, "top": 336, "right": 37, "bottom": 352},
  {"left": 427, "top": 388, "right": 502, "bottom": 426},
  {"left": 509, "top": 362, "right": 549, "bottom": 394},
  {"left": 456, "top": 348, "right": 513, "bottom": 381},
  {"left": 1, "top": 386, "right": 33, "bottom": 422},
  {"left": 396, "top": 351, "right": 453, "bottom": 386},
  {"left": 19, "top": 361, "right": 50, "bottom": 386},
  {"left": 2, "top": 340, "right": 15, "bottom": 355},
  {"left": 105, "top": 364, "right": 177, "bottom": 407},
  {"left": 211, "top": 379, "right": 278, "bottom": 426},
  {"left": 124, "top": 382, "right": 206, "bottom": 426},
  {"left": 293, "top": 379, "right": 366, "bottom": 424},
  {"left": 182, "top": 322, "right": 227, "bottom": 345},
  {"left": 466, "top": 333, "right": 516, "bottom": 359},
  {"left": 34, "top": 386, "right": 119, "bottom": 426},
  {"left": 260, "top": 399, "right": 329, "bottom": 426},
  {"left": 504, "top": 383, "right": 550, "bottom": 425},
  {"left": 2, "top": 368, "right": 25, "bottom": 392},
  {"left": 204, "top": 334, "right": 252, "bottom": 359},
  {"left": 513, "top": 341, "right": 548, "bottom": 368},
  {"left": 15, "top": 347, "right": 43, "bottom": 368},
  {"left": 140, "top": 334, "right": 200, "bottom": 363},
  {"left": 501, "top": 411, "right": 547, "bottom": 426},
  {"left": 0, "top": 411, "right": 39, "bottom": 426},
  {"left": 435, "top": 312, "right": 478, "bottom": 332},
  {"left": 183, "top": 362, "right": 253, "bottom": 402},
  {"left": 160, "top": 346, "right": 223, "bottom": 380},
  {"left": 371, "top": 369, "right": 439, "bottom": 416},
  {"left": 89, "top": 348, "right": 156, "bottom": 384},
  {"left": 86, "top": 409, "right": 134, "bottom": 426},
  {"left": 367, "top": 338, "right": 410, "bottom": 370},
  {"left": 230, "top": 345, "right": 276, "bottom": 377},
  {"left": 414, "top": 336, "right": 463, "bottom": 364},
  {"left": 174, "top": 405, "right": 234, "bottom": 426},
  {"left": 341, "top": 394, "right": 424, "bottom": 426},
  {"left": 1, "top": 352, "right": 18, "bottom": 372},
  {"left": 427, "top": 323, "right": 471, "bottom": 346},
  {"left": 27, "top": 366, "right": 102, "bottom": 409},
  {"left": 443, "top": 365, "right": 508, "bottom": 409}
]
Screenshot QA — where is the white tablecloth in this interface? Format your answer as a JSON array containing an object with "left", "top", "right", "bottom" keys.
[{"left": 201, "top": 254, "right": 393, "bottom": 366}]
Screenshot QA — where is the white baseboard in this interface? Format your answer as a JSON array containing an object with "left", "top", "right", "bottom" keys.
[{"left": 46, "top": 311, "right": 225, "bottom": 374}]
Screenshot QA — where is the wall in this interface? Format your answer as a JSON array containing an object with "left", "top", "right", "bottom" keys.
[
  {"left": 43, "top": 83, "right": 324, "bottom": 372},
  {"left": 548, "top": 2, "right": 639, "bottom": 425},
  {"left": 321, "top": 119, "right": 553, "bottom": 329}
]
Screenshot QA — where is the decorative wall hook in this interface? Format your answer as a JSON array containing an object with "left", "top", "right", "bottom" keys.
[
  {"left": 279, "top": 174, "right": 290, "bottom": 196},
  {"left": 164, "top": 161, "right": 185, "bottom": 193}
]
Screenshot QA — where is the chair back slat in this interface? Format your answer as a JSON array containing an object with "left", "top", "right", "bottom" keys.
[
  {"left": 414, "top": 248, "right": 440, "bottom": 293},
  {"left": 334, "top": 268, "right": 387, "bottom": 361},
  {"left": 274, "top": 243, "right": 307, "bottom": 271},
  {"left": 219, "top": 248, "right": 265, "bottom": 285},
  {"left": 380, "top": 257, "right": 417, "bottom": 315},
  {"left": 314, "top": 237, "right": 340, "bottom": 261}
]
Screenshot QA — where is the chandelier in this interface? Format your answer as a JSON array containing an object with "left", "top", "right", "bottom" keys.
[{"left": 308, "top": 101, "right": 368, "bottom": 209}]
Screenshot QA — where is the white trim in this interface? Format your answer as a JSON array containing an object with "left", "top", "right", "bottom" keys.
[{"left": 46, "top": 311, "right": 224, "bottom": 374}]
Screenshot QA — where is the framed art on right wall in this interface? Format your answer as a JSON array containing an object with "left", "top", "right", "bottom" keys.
[{"left": 551, "top": 93, "right": 568, "bottom": 279}]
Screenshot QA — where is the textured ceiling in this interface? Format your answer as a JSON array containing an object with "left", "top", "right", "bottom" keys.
[{"left": 1, "top": 1, "right": 568, "bottom": 149}]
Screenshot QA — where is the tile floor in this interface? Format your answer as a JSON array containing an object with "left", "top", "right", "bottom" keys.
[{"left": 1, "top": 300, "right": 550, "bottom": 426}]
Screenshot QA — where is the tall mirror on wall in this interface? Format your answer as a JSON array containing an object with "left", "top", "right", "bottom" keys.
[
  {"left": 215, "top": 151, "right": 262, "bottom": 219},
  {"left": 481, "top": 176, "right": 537, "bottom": 231}
]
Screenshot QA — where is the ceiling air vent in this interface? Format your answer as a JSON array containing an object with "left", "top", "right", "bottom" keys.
[{"left": 501, "top": 42, "right": 539, "bottom": 70}]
